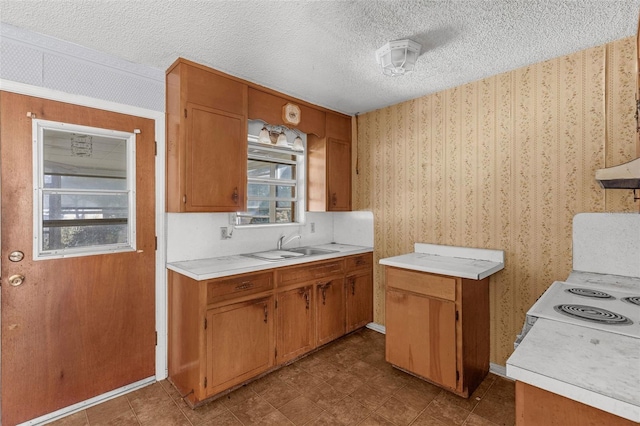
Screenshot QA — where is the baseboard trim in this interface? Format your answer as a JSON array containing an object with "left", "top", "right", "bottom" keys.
[{"left": 366, "top": 322, "right": 386, "bottom": 334}]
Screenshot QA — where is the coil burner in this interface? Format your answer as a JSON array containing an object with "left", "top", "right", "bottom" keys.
[
  {"left": 553, "top": 304, "right": 633, "bottom": 325},
  {"left": 565, "top": 288, "right": 614, "bottom": 299},
  {"left": 621, "top": 296, "right": 640, "bottom": 307}
]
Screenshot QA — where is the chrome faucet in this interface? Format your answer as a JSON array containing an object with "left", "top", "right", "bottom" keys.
[{"left": 277, "top": 234, "right": 301, "bottom": 250}]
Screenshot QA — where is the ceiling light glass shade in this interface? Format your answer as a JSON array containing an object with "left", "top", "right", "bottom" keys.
[
  {"left": 375, "top": 39, "right": 422, "bottom": 77},
  {"left": 258, "top": 126, "right": 271, "bottom": 144},
  {"left": 292, "top": 135, "right": 304, "bottom": 152},
  {"left": 276, "top": 131, "right": 288, "bottom": 147}
]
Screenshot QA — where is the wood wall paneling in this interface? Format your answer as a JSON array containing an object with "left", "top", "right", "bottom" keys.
[{"left": 355, "top": 37, "right": 638, "bottom": 365}]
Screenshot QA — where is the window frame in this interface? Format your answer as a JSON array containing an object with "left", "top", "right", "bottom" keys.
[
  {"left": 235, "top": 122, "right": 306, "bottom": 227},
  {"left": 32, "top": 119, "right": 137, "bottom": 260}
]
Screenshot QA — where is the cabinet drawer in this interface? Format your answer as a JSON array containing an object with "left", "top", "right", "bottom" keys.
[
  {"left": 278, "top": 260, "right": 344, "bottom": 286},
  {"left": 207, "top": 272, "right": 274, "bottom": 304},
  {"left": 345, "top": 253, "right": 373, "bottom": 270},
  {"left": 385, "top": 267, "right": 455, "bottom": 301}
]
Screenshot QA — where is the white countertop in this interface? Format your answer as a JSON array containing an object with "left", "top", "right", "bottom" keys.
[
  {"left": 379, "top": 243, "right": 504, "bottom": 280},
  {"left": 167, "top": 243, "right": 373, "bottom": 281},
  {"left": 507, "top": 318, "right": 640, "bottom": 422}
]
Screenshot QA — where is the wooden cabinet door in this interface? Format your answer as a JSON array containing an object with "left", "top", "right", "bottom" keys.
[
  {"left": 276, "top": 285, "right": 314, "bottom": 364},
  {"left": 326, "top": 138, "right": 351, "bottom": 211},
  {"left": 345, "top": 271, "right": 373, "bottom": 332},
  {"left": 186, "top": 103, "right": 246, "bottom": 212},
  {"left": 316, "top": 278, "right": 345, "bottom": 346},
  {"left": 385, "top": 289, "right": 457, "bottom": 390},
  {"left": 206, "top": 297, "right": 273, "bottom": 396}
]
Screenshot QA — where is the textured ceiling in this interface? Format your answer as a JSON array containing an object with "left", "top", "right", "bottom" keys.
[{"left": 1, "top": 1, "right": 639, "bottom": 115}]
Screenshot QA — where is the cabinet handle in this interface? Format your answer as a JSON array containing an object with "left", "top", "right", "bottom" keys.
[
  {"left": 304, "top": 290, "right": 310, "bottom": 310},
  {"left": 264, "top": 304, "right": 268, "bottom": 323},
  {"left": 235, "top": 281, "right": 253, "bottom": 291},
  {"left": 231, "top": 187, "right": 239, "bottom": 204},
  {"left": 350, "top": 278, "right": 356, "bottom": 295},
  {"left": 320, "top": 283, "right": 331, "bottom": 305},
  {"left": 355, "top": 258, "right": 365, "bottom": 266},
  {"left": 331, "top": 192, "right": 337, "bottom": 206}
]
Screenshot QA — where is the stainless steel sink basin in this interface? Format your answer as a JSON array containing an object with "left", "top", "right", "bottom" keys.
[
  {"left": 287, "top": 247, "right": 338, "bottom": 256},
  {"left": 243, "top": 247, "right": 338, "bottom": 261}
]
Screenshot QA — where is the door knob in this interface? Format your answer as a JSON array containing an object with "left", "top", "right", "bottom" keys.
[{"left": 9, "top": 274, "right": 25, "bottom": 286}]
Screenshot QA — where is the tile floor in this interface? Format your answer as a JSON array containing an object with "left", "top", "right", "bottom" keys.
[{"left": 50, "top": 329, "right": 515, "bottom": 426}]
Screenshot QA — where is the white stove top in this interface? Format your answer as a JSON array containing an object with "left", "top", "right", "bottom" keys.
[{"left": 527, "top": 276, "right": 640, "bottom": 339}]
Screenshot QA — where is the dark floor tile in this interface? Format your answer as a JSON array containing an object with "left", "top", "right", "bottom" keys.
[
  {"left": 471, "top": 397, "right": 515, "bottom": 426},
  {"left": 359, "top": 412, "right": 397, "bottom": 425},
  {"left": 278, "top": 396, "right": 324, "bottom": 425},
  {"left": 200, "top": 410, "right": 243, "bottom": 425},
  {"left": 93, "top": 410, "right": 140, "bottom": 426},
  {"left": 305, "top": 410, "right": 348, "bottom": 425},
  {"left": 85, "top": 396, "right": 133, "bottom": 425},
  {"left": 259, "top": 409, "right": 296, "bottom": 425},
  {"left": 327, "top": 370, "right": 365, "bottom": 395},
  {"left": 280, "top": 369, "right": 326, "bottom": 394},
  {"left": 303, "top": 383, "right": 348, "bottom": 410},
  {"left": 463, "top": 413, "right": 500, "bottom": 426},
  {"left": 48, "top": 411, "right": 89, "bottom": 426},
  {"left": 483, "top": 377, "right": 515, "bottom": 405},
  {"left": 350, "top": 382, "right": 392, "bottom": 411},
  {"left": 226, "top": 393, "right": 276, "bottom": 425},
  {"left": 221, "top": 385, "right": 258, "bottom": 410},
  {"left": 256, "top": 377, "right": 301, "bottom": 408},
  {"left": 410, "top": 412, "right": 450, "bottom": 426},
  {"left": 177, "top": 396, "right": 229, "bottom": 425},
  {"left": 326, "top": 395, "right": 372, "bottom": 425},
  {"left": 392, "top": 384, "right": 438, "bottom": 412},
  {"left": 420, "top": 396, "right": 471, "bottom": 425},
  {"left": 375, "top": 396, "right": 421, "bottom": 425}
]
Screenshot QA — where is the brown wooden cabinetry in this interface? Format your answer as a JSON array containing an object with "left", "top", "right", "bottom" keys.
[
  {"left": 308, "top": 111, "right": 352, "bottom": 211},
  {"left": 206, "top": 297, "right": 274, "bottom": 396},
  {"left": 168, "top": 269, "right": 274, "bottom": 406},
  {"left": 345, "top": 254, "right": 374, "bottom": 332},
  {"left": 169, "top": 251, "right": 373, "bottom": 407},
  {"left": 166, "top": 58, "right": 248, "bottom": 212},
  {"left": 384, "top": 266, "right": 490, "bottom": 398},
  {"left": 316, "top": 278, "right": 346, "bottom": 345},
  {"left": 276, "top": 284, "right": 314, "bottom": 364}
]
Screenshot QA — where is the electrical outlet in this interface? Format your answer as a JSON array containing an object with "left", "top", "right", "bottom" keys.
[
  {"left": 310, "top": 222, "right": 315, "bottom": 233},
  {"left": 220, "top": 227, "right": 228, "bottom": 239}
]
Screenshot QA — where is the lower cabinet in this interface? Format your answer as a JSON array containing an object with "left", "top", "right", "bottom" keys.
[
  {"left": 316, "top": 278, "right": 346, "bottom": 346},
  {"left": 168, "top": 252, "right": 373, "bottom": 407},
  {"left": 384, "top": 266, "right": 490, "bottom": 398},
  {"left": 276, "top": 285, "right": 314, "bottom": 364},
  {"left": 345, "top": 255, "right": 373, "bottom": 332},
  {"left": 386, "top": 288, "right": 457, "bottom": 389},
  {"left": 206, "top": 297, "right": 274, "bottom": 396}
]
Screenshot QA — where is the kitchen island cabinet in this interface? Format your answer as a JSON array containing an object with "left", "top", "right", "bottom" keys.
[
  {"left": 380, "top": 244, "right": 504, "bottom": 398},
  {"left": 166, "top": 58, "right": 247, "bottom": 212}
]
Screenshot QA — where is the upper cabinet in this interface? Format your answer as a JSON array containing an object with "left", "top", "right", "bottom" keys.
[
  {"left": 248, "top": 88, "right": 325, "bottom": 137},
  {"left": 308, "top": 112, "right": 352, "bottom": 211},
  {"left": 166, "top": 59, "right": 248, "bottom": 212},
  {"left": 166, "top": 58, "right": 353, "bottom": 213}
]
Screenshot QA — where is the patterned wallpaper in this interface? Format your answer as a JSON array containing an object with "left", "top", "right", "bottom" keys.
[{"left": 353, "top": 37, "right": 638, "bottom": 365}]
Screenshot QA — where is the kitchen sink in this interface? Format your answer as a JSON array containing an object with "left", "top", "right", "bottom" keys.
[
  {"left": 287, "top": 247, "right": 338, "bottom": 256},
  {"left": 243, "top": 247, "right": 338, "bottom": 261}
]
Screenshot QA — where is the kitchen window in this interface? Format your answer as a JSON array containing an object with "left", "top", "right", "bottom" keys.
[
  {"left": 236, "top": 121, "right": 305, "bottom": 225},
  {"left": 33, "top": 119, "right": 136, "bottom": 259}
]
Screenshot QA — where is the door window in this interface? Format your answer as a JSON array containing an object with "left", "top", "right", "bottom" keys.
[{"left": 33, "top": 119, "right": 136, "bottom": 259}]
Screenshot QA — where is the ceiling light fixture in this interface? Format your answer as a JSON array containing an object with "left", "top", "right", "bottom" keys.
[{"left": 375, "top": 39, "right": 422, "bottom": 77}]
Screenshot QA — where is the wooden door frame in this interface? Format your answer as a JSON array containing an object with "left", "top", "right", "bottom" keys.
[{"left": 0, "top": 79, "right": 167, "bottom": 419}]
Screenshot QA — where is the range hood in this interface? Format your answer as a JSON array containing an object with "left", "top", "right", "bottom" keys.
[{"left": 595, "top": 157, "right": 640, "bottom": 189}]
